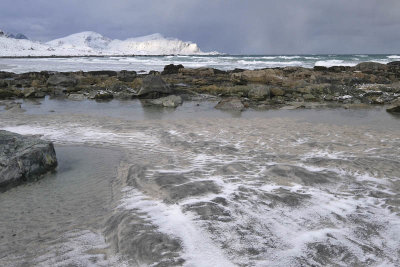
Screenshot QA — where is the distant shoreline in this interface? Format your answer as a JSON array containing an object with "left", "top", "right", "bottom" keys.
[{"left": 0, "top": 53, "right": 399, "bottom": 59}]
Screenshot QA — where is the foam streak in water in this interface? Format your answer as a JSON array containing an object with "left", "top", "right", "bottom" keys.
[{"left": 119, "top": 187, "right": 235, "bottom": 267}]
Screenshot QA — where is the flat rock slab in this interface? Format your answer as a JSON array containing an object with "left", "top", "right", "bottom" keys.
[
  {"left": 215, "top": 97, "right": 245, "bottom": 111},
  {"left": 0, "top": 130, "right": 57, "bottom": 190},
  {"left": 386, "top": 104, "right": 400, "bottom": 113}
]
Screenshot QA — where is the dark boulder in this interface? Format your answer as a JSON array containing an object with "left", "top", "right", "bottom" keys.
[
  {"left": 0, "top": 130, "right": 57, "bottom": 190},
  {"left": 387, "top": 61, "right": 400, "bottom": 67},
  {"left": 0, "top": 80, "right": 8, "bottom": 88},
  {"left": 386, "top": 100, "right": 400, "bottom": 113},
  {"left": 87, "top": 70, "right": 118, "bottom": 77},
  {"left": 162, "top": 64, "right": 184, "bottom": 75},
  {"left": 354, "top": 62, "right": 388, "bottom": 72},
  {"left": 117, "top": 70, "right": 137, "bottom": 82},
  {"left": 47, "top": 74, "right": 77, "bottom": 87},
  {"left": 314, "top": 66, "right": 328, "bottom": 71},
  {"left": 136, "top": 75, "right": 171, "bottom": 98}
]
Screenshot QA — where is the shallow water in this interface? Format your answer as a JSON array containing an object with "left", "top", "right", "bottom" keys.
[
  {"left": 0, "top": 146, "right": 124, "bottom": 266},
  {"left": 0, "top": 101, "right": 399, "bottom": 266},
  {"left": 12, "top": 97, "right": 400, "bottom": 130}
]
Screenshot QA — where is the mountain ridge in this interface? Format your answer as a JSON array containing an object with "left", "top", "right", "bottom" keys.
[{"left": 0, "top": 31, "right": 215, "bottom": 56}]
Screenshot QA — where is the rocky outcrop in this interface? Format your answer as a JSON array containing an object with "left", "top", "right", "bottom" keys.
[
  {"left": 0, "top": 62, "right": 399, "bottom": 109},
  {"left": 215, "top": 97, "right": 245, "bottom": 111},
  {"left": 386, "top": 100, "right": 400, "bottom": 113},
  {"left": 135, "top": 75, "right": 171, "bottom": 98},
  {"left": 162, "top": 64, "right": 184, "bottom": 75},
  {"left": 47, "top": 74, "right": 77, "bottom": 87},
  {"left": 387, "top": 105, "right": 400, "bottom": 113},
  {"left": 353, "top": 62, "right": 388, "bottom": 72},
  {"left": 0, "top": 130, "right": 57, "bottom": 190}
]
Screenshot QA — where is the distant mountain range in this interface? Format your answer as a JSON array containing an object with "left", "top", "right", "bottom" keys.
[
  {"left": 0, "top": 30, "right": 214, "bottom": 56},
  {"left": 0, "top": 29, "right": 28, "bottom": 40}
]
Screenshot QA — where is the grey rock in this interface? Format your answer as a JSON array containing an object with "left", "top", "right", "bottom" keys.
[
  {"left": 354, "top": 62, "right": 388, "bottom": 72},
  {"left": 247, "top": 84, "right": 270, "bottom": 100},
  {"left": 137, "top": 75, "right": 171, "bottom": 98},
  {"left": 215, "top": 97, "right": 245, "bottom": 111},
  {"left": 0, "top": 80, "right": 7, "bottom": 88},
  {"left": 0, "top": 130, "right": 57, "bottom": 190},
  {"left": 148, "top": 95, "right": 183, "bottom": 108},
  {"left": 67, "top": 93, "right": 86, "bottom": 101},
  {"left": 47, "top": 74, "right": 77, "bottom": 87},
  {"left": 386, "top": 103, "right": 400, "bottom": 114},
  {"left": 88, "top": 90, "right": 113, "bottom": 100},
  {"left": 87, "top": 70, "right": 117, "bottom": 77},
  {"left": 23, "top": 88, "right": 45, "bottom": 98},
  {"left": 117, "top": 70, "right": 137, "bottom": 82}
]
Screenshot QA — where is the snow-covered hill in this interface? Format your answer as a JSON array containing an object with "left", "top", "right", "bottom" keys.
[{"left": 0, "top": 31, "right": 211, "bottom": 56}]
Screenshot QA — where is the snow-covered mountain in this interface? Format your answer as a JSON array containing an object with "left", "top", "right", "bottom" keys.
[{"left": 0, "top": 31, "right": 211, "bottom": 56}]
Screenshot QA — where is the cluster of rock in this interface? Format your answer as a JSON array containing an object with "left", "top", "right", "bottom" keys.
[
  {"left": 1, "top": 61, "right": 400, "bottom": 112},
  {"left": 0, "top": 130, "right": 57, "bottom": 191}
]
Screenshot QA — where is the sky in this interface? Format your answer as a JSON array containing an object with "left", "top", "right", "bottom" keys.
[{"left": 0, "top": 0, "right": 399, "bottom": 54}]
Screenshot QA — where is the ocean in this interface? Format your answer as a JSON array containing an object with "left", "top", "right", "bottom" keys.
[{"left": 0, "top": 54, "right": 399, "bottom": 73}]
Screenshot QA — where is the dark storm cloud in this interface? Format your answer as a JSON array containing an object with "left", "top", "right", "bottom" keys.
[{"left": 0, "top": 0, "right": 399, "bottom": 54}]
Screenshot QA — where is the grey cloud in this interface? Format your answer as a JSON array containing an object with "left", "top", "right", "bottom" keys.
[{"left": 0, "top": 0, "right": 399, "bottom": 54}]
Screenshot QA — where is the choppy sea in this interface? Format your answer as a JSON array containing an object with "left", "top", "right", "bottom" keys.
[{"left": 0, "top": 54, "right": 399, "bottom": 73}]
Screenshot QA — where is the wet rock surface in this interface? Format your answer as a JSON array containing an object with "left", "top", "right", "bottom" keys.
[
  {"left": 215, "top": 97, "right": 245, "bottom": 111},
  {"left": 386, "top": 99, "right": 400, "bottom": 113},
  {"left": 147, "top": 95, "right": 183, "bottom": 108},
  {"left": 0, "top": 130, "right": 57, "bottom": 190}
]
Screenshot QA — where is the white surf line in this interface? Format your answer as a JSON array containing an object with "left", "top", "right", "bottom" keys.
[
  {"left": 1, "top": 125, "right": 161, "bottom": 148},
  {"left": 119, "top": 187, "right": 236, "bottom": 267}
]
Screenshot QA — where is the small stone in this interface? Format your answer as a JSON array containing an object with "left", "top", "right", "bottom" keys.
[
  {"left": 215, "top": 97, "right": 245, "bottom": 111},
  {"left": 149, "top": 95, "right": 183, "bottom": 108}
]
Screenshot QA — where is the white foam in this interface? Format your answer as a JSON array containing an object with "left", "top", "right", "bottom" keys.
[
  {"left": 119, "top": 187, "right": 235, "bottom": 267},
  {"left": 314, "top": 59, "right": 356, "bottom": 67},
  {"left": 1, "top": 125, "right": 160, "bottom": 149},
  {"left": 34, "top": 230, "right": 127, "bottom": 267}
]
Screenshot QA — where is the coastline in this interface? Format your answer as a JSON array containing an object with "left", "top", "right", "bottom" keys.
[{"left": 1, "top": 61, "right": 399, "bottom": 113}]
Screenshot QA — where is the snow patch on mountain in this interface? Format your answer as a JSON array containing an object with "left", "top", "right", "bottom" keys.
[{"left": 0, "top": 31, "right": 213, "bottom": 56}]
